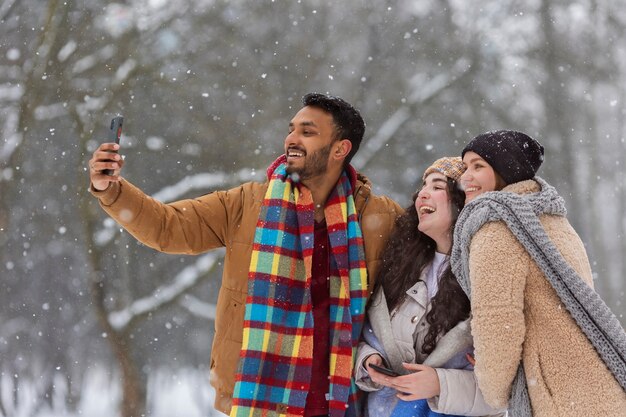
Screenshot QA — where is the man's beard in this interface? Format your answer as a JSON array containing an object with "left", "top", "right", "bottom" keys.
[{"left": 286, "top": 143, "right": 332, "bottom": 180}]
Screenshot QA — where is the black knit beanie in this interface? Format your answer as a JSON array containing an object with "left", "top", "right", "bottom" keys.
[{"left": 461, "top": 130, "right": 544, "bottom": 185}]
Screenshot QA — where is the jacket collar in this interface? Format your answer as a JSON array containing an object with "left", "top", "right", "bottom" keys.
[
  {"left": 502, "top": 178, "right": 541, "bottom": 195},
  {"left": 422, "top": 318, "right": 473, "bottom": 368},
  {"left": 353, "top": 172, "right": 372, "bottom": 213},
  {"left": 405, "top": 273, "right": 429, "bottom": 308}
]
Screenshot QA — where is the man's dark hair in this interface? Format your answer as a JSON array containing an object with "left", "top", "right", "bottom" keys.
[{"left": 302, "top": 93, "right": 365, "bottom": 164}]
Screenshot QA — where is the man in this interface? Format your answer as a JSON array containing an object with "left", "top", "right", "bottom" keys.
[{"left": 89, "top": 93, "right": 401, "bottom": 417}]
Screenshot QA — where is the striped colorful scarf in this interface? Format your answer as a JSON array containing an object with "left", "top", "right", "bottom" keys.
[{"left": 230, "top": 155, "right": 368, "bottom": 417}]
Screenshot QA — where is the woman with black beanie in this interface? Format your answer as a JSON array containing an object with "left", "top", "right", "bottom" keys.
[{"left": 450, "top": 130, "right": 626, "bottom": 417}]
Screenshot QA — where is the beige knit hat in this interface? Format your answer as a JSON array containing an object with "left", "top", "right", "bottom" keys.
[{"left": 422, "top": 156, "right": 465, "bottom": 182}]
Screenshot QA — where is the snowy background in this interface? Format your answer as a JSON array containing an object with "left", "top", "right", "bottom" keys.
[{"left": 1, "top": 0, "right": 625, "bottom": 416}]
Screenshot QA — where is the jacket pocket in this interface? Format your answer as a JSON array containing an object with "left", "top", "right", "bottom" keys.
[{"left": 221, "top": 288, "right": 246, "bottom": 343}]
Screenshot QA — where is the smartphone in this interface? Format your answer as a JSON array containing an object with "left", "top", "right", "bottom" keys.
[
  {"left": 103, "top": 116, "right": 124, "bottom": 176},
  {"left": 368, "top": 363, "right": 399, "bottom": 377}
]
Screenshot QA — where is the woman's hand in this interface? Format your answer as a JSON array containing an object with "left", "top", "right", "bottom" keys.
[
  {"left": 364, "top": 354, "right": 385, "bottom": 383},
  {"left": 365, "top": 359, "right": 441, "bottom": 401},
  {"left": 364, "top": 353, "right": 384, "bottom": 369},
  {"left": 390, "top": 363, "right": 440, "bottom": 401}
]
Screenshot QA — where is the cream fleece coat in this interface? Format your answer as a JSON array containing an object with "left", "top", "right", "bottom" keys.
[{"left": 467, "top": 180, "right": 626, "bottom": 417}]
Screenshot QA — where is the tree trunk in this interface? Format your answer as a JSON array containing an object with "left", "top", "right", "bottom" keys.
[{"left": 87, "top": 265, "right": 145, "bottom": 417}]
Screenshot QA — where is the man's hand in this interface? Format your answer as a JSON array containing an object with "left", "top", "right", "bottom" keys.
[{"left": 89, "top": 143, "right": 124, "bottom": 191}]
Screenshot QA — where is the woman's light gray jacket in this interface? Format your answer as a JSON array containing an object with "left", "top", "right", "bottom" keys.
[{"left": 355, "top": 273, "right": 506, "bottom": 417}]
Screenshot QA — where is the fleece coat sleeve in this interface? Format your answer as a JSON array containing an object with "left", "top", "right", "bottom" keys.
[{"left": 468, "top": 221, "right": 529, "bottom": 409}]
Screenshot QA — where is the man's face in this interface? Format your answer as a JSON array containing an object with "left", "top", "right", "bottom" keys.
[{"left": 284, "top": 106, "right": 337, "bottom": 181}]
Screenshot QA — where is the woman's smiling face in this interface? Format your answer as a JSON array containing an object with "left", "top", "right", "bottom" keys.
[
  {"left": 460, "top": 151, "right": 499, "bottom": 203},
  {"left": 415, "top": 172, "right": 454, "bottom": 253}
]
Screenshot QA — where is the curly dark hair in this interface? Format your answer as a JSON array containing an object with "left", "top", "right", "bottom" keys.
[
  {"left": 370, "top": 176, "right": 469, "bottom": 355},
  {"left": 302, "top": 93, "right": 365, "bottom": 164}
]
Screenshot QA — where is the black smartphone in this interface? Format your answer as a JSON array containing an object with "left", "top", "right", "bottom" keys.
[
  {"left": 103, "top": 116, "right": 124, "bottom": 176},
  {"left": 368, "top": 363, "right": 399, "bottom": 377}
]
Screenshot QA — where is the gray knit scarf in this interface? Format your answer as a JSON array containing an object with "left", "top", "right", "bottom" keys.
[{"left": 450, "top": 177, "right": 626, "bottom": 417}]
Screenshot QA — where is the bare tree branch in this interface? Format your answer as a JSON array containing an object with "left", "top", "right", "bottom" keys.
[
  {"left": 108, "top": 252, "right": 221, "bottom": 331},
  {"left": 353, "top": 57, "right": 473, "bottom": 170}
]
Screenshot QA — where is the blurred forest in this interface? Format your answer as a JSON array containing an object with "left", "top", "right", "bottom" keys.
[{"left": 1, "top": 0, "right": 625, "bottom": 416}]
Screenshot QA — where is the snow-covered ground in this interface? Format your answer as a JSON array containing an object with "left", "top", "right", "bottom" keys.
[{"left": 1, "top": 367, "right": 223, "bottom": 417}]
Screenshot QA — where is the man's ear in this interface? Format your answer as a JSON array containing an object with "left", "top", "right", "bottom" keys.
[{"left": 333, "top": 139, "right": 352, "bottom": 161}]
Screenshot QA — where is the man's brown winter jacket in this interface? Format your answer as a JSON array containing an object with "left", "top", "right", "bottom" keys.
[{"left": 91, "top": 175, "right": 401, "bottom": 414}]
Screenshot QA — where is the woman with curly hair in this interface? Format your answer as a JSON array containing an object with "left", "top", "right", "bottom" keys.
[{"left": 355, "top": 157, "right": 504, "bottom": 417}]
